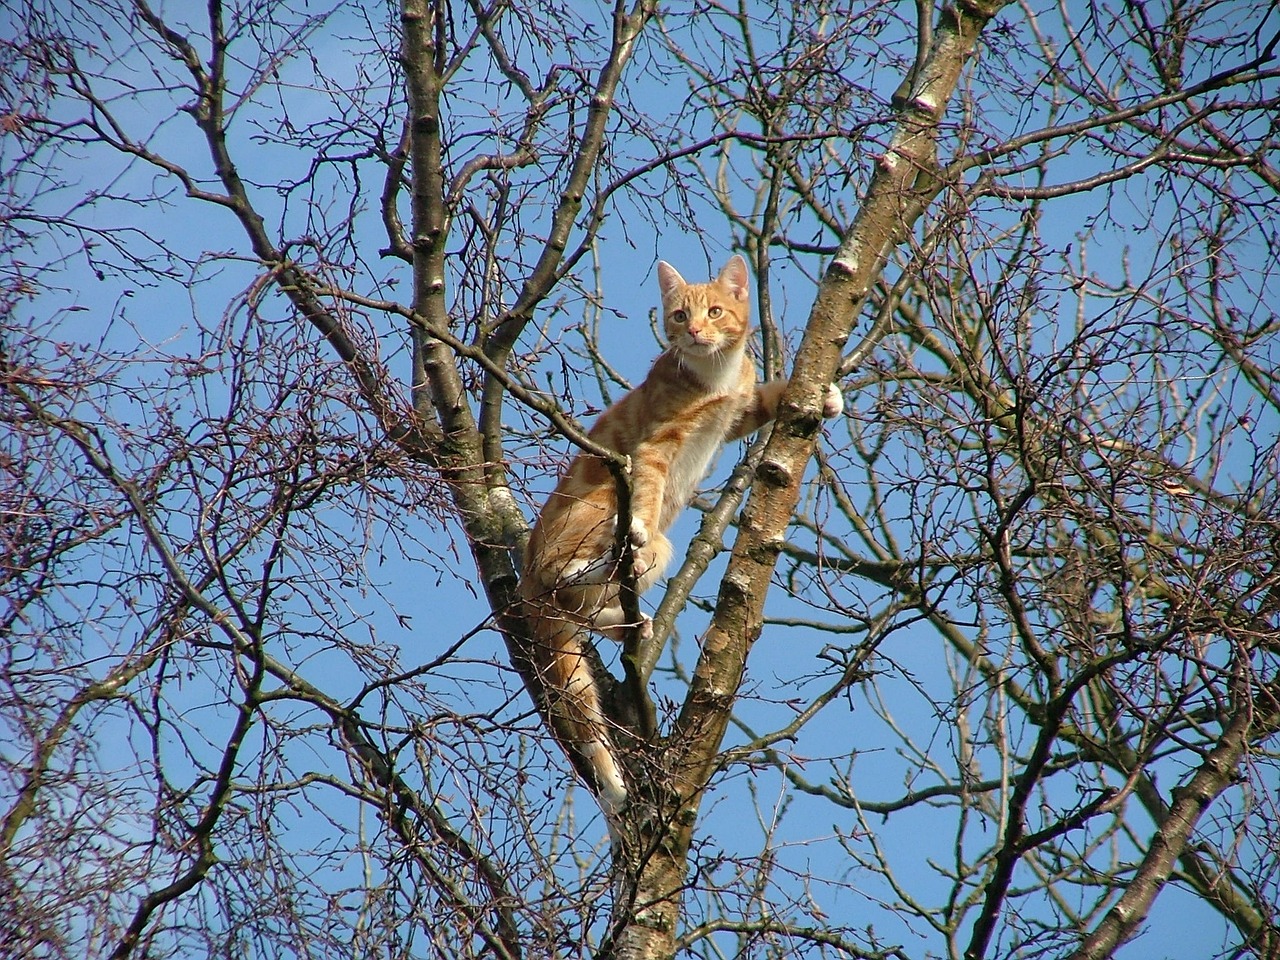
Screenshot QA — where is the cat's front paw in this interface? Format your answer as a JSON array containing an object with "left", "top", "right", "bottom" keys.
[
  {"left": 822, "top": 382, "right": 845, "bottom": 419},
  {"left": 608, "top": 514, "right": 649, "bottom": 547}
]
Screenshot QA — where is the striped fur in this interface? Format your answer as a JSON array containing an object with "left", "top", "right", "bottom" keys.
[{"left": 520, "top": 255, "right": 843, "bottom": 818}]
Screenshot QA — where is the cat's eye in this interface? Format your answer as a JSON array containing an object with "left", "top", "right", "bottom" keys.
[
  {"left": 670, "top": 309, "right": 687, "bottom": 325},
  {"left": 708, "top": 306, "right": 722, "bottom": 318}
]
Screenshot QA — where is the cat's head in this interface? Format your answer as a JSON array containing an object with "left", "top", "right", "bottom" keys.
[{"left": 656, "top": 255, "right": 751, "bottom": 357}]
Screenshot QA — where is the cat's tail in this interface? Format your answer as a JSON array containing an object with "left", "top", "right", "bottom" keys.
[{"left": 520, "top": 593, "right": 629, "bottom": 823}]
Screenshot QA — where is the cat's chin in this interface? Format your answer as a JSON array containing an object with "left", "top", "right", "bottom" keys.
[{"left": 677, "top": 339, "right": 726, "bottom": 357}]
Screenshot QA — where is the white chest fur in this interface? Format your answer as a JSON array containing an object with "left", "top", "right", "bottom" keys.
[
  {"left": 659, "top": 347, "right": 751, "bottom": 528},
  {"left": 662, "top": 408, "right": 734, "bottom": 518}
]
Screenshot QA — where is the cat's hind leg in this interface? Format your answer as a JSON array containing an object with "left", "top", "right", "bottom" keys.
[
  {"left": 586, "top": 532, "right": 672, "bottom": 642},
  {"left": 589, "top": 600, "right": 654, "bottom": 643},
  {"left": 557, "top": 524, "right": 670, "bottom": 590}
]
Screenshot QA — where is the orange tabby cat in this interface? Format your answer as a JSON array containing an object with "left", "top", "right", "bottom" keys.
[{"left": 520, "top": 254, "right": 843, "bottom": 819}]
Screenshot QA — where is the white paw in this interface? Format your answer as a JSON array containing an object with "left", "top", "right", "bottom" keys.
[
  {"left": 637, "top": 612, "right": 654, "bottom": 641},
  {"left": 608, "top": 514, "right": 649, "bottom": 547},
  {"left": 822, "top": 382, "right": 844, "bottom": 419}
]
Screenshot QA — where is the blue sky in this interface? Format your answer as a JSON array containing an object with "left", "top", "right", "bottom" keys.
[{"left": 5, "top": 0, "right": 1279, "bottom": 957}]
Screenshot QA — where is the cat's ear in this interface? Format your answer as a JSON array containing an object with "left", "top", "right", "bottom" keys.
[
  {"left": 717, "top": 255, "right": 750, "bottom": 302},
  {"left": 656, "top": 260, "right": 685, "bottom": 302}
]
